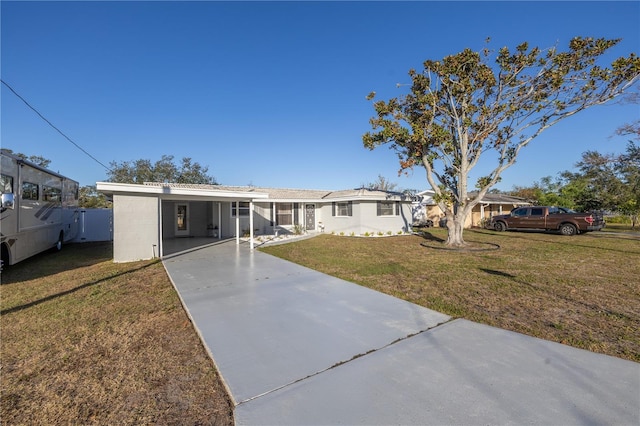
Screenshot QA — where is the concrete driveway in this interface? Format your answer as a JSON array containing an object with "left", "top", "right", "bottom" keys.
[{"left": 163, "top": 240, "right": 639, "bottom": 425}]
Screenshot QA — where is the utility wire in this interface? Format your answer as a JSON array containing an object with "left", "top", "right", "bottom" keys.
[{"left": 1, "top": 79, "right": 112, "bottom": 172}]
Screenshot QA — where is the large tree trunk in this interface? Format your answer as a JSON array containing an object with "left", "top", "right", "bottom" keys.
[{"left": 445, "top": 215, "right": 466, "bottom": 247}]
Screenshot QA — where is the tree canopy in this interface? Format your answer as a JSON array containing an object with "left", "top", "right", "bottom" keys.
[
  {"left": 3, "top": 149, "right": 51, "bottom": 169},
  {"left": 79, "top": 185, "right": 112, "bottom": 208},
  {"left": 363, "top": 37, "right": 639, "bottom": 246},
  {"left": 107, "top": 155, "right": 217, "bottom": 185},
  {"left": 365, "top": 175, "right": 398, "bottom": 192},
  {"left": 509, "top": 141, "right": 640, "bottom": 227}
]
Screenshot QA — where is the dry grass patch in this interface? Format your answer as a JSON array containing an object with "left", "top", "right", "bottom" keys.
[
  {"left": 1, "top": 242, "right": 233, "bottom": 425},
  {"left": 262, "top": 230, "right": 640, "bottom": 362}
]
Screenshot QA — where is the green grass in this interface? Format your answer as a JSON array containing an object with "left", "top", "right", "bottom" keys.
[
  {"left": 602, "top": 223, "right": 640, "bottom": 233},
  {"left": 262, "top": 229, "right": 640, "bottom": 362}
]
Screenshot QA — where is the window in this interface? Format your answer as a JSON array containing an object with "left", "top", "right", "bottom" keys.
[
  {"left": 511, "top": 208, "right": 527, "bottom": 217},
  {"left": 332, "top": 201, "right": 352, "bottom": 217},
  {"left": 22, "top": 182, "right": 39, "bottom": 200},
  {"left": 43, "top": 185, "right": 62, "bottom": 202},
  {"left": 1, "top": 174, "right": 13, "bottom": 194},
  {"left": 231, "top": 201, "right": 250, "bottom": 217},
  {"left": 276, "top": 203, "right": 293, "bottom": 226},
  {"left": 530, "top": 208, "right": 544, "bottom": 216},
  {"left": 377, "top": 201, "right": 399, "bottom": 216}
]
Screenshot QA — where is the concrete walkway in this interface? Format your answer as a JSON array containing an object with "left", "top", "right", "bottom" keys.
[{"left": 163, "top": 240, "right": 639, "bottom": 425}]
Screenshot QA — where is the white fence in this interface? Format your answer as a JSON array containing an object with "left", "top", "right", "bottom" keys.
[{"left": 73, "top": 209, "right": 113, "bottom": 242}]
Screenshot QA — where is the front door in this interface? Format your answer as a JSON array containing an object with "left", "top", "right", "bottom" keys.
[
  {"left": 305, "top": 204, "right": 315, "bottom": 230},
  {"left": 175, "top": 203, "right": 189, "bottom": 237}
]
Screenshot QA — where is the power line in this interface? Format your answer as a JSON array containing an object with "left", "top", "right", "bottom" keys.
[{"left": 1, "top": 79, "right": 112, "bottom": 172}]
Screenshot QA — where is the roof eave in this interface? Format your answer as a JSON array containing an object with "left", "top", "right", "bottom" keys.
[{"left": 96, "top": 181, "right": 269, "bottom": 200}]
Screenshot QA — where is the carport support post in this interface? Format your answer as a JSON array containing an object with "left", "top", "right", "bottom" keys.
[
  {"left": 217, "top": 202, "right": 221, "bottom": 240},
  {"left": 235, "top": 201, "right": 240, "bottom": 245},
  {"left": 158, "top": 198, "right": 163, "bottom": 258},
  {"left": 250, "top": 200, "right": 254, "bottom": 250}
]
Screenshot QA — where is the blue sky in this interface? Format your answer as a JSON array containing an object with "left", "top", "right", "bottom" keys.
[{"left": 2, "top": 1, "right": 639, "bottom": 191}]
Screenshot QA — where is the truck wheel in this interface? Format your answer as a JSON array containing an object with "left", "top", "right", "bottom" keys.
[
  {"left": 55, "top": 231, "right": 64, "bottom": 251},
  {"left": 1, "top": 244, "right": 9, "bottom": 271},
  {"left": 560, "top": 223, "right": 577, "bottom": 236},
  {"left": 494, "top": 222, "right": 506, "bottom": 232}
]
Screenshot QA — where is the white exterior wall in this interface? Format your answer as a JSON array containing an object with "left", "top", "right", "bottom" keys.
[
  {"left": 357, "top": 202, "right": 412, "bottom": 235},
  {"left": 113, "top": 194, "right": 159, "bottom": 262},
  {"left": 320, "top": 203, "right": 357, "bottom": 235},
  {"left": 319, "top": 201, "right": 412, "bottom": 235},
  {"left": 253, "top": 202, "right": 274, "bottom": 234}
]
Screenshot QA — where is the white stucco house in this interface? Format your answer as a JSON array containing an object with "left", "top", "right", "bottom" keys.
[{"left": 96, "top": 182, "right": 414, "bottom": 262}]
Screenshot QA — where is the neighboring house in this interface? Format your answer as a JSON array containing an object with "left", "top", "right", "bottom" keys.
[
  {"left": 413, "top": 190, "right": 530, "bottom": 228},
  {"left": 96, "top": 182, "right": 414, "bottom": 262}
]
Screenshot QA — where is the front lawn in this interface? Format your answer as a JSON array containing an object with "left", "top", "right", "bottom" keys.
[
  {"left": 1, "top": 242, "right": 233, "bottom": 425},
  {"left": 261, "top": 229, "right": 640, "bottom": 362}
]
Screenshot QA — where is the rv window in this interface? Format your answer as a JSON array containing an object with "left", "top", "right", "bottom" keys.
[
  {"left": 43, "top": 185, "right": 62, "bottom": 202},
  {"left": 22, "top": 182, "right": 39, "bottom": 200},
  {"left": 1, "top": 174, "right": 13, "bottom": 194}
]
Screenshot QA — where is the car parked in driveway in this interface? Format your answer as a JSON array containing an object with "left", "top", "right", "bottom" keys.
[{"left": 490, "top": 206, "right": 605, "bottom": 235}]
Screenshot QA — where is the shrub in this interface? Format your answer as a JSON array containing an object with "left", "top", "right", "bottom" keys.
[{"left": 606, "top": 215, "right": 632, "bottom": 224}]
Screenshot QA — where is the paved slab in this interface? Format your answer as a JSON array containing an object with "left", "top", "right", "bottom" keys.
[
  {"left": 163, "top": 240, "right": 640, "bottom": 425},
  {"left": 163, "top": 241, "right": 450, "bottom": 404},
  {"left": 235, "top": 319, "right": 639, "bottom": 425}
]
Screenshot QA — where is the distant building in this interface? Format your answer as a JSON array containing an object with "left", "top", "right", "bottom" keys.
[{"left": 412, "top": 189, "right": 530, "bottom": 228}]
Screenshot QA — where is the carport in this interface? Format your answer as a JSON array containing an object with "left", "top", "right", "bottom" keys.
[{"left": 96, "top": 182, "right": 268, "bottom": 262}]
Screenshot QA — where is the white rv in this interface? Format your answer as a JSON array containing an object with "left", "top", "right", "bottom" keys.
[{"left": 1, "top": 149, "right": 79, "bottom": 268}]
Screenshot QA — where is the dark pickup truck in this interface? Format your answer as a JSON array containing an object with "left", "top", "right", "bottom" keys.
[{"left": 490, "top": 206, "right": 605, "bottom": 235}]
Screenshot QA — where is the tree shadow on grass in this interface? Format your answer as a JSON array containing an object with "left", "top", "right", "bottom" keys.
[
  {"left": 479, "top": 268, "right": 517, "bottom": 278},
  {"left": 416, "top": 230, "right": 446, "bottom": 243},
  {"left": 1, "top": 242, "right": 113, "bottom": 285},
  {"left": 1, "top": 262, "right": 156, "bottom": 315},
  {"left": 416, "top": 231, "right": 500, "bottom": 251},
  {"left": 472, "top": 229, "right": 640, "bottom": 255}
]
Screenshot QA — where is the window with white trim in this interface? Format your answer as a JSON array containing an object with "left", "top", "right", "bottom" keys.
[
  {"left": 275, "top": 203, "right": 292, "bottom": 225},
  {"left": 332, "top": 201, "right": 352, "bottom": 217},
  {"left": 377, "top": 201, "right": 399, "bottom": 216},
  {"left": 231, "top": 201, "right": 250, "bottom": 217}
]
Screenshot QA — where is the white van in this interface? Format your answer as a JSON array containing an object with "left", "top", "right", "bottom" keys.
[{"left": 1, "top": 149, "right": 79, "bottom": 268}]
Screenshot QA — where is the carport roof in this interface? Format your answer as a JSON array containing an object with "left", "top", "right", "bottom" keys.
[
  {"left": 97, "top": 182, "right": 413, "bottom": 202},
  {"left": 96, "top": 181, "right": 269, "bottom": 201}
]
